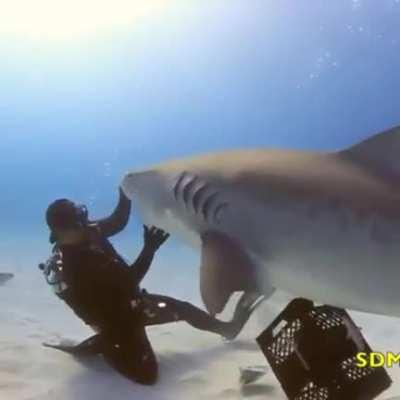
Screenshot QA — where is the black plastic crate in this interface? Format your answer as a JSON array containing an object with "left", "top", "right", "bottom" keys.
[{"left": 256, "top": 298, "right": 392, "bottom": 400}]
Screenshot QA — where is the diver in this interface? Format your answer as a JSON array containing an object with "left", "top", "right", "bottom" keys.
[{"left": 41, "top": 188, "right": 263, "bottom": 386}]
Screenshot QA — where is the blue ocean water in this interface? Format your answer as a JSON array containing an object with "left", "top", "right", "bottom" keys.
[{"left": 0, "top": 0, "right": 399, "bottom": 297}]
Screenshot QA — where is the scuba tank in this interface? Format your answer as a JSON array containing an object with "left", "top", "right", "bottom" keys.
[
  {"left": 39, "top": 246, "right": 102, "bottom": 333},
  {"left": 38, "top": 246, "right": 69, "bottom": 298},
  {"left": 38, "top": 224, "right": 123, "bottom": 299}
]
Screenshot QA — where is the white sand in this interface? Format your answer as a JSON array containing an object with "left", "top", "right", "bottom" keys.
[{"left": 1, "top": 273, "right": 399, "bottom": 400}]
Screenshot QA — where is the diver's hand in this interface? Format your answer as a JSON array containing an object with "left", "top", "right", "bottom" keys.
[{"left": 143, "top": 225, "right": 170, "bottom": 252}]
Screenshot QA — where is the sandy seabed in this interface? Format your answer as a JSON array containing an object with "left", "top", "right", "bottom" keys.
[{"left": 1, "top": 272, "right": 400, "bottom": 400}]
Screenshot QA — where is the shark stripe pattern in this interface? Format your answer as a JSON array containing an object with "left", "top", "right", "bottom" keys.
[{"left": 172, "top": 171, "right": 228, "bottom": 225}]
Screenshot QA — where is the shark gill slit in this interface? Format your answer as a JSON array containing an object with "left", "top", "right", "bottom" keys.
[
  {"left": 213, "top": 202, "right": 229, "bottom": 224},
  {"left": 182, "top": 175, "right": 199, "bottom": 209},
  {"left": 192, "top": 183, "right": 210, "bottom": 214},
  {"left": 173, "top": 171, "right": 188, "bottom": 201},
  {"left": 201, "top": 192, "right": 220, "bottom": 222}
]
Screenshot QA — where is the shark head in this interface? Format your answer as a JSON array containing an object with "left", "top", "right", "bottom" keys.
[
  {"left": 121, "top": 170, "right": 168, "bottom": 222},
  {"left": 121, "top": 167, "right": 261, "bottom": 315}
]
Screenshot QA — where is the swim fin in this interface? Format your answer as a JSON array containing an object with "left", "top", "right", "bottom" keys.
[{"left": 43, "top": 334, "right": 103, "bottom": 356}]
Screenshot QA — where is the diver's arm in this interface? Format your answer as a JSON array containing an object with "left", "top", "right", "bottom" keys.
[
  {"left": 129, "top": 245, "right": 156, "bottom": 284},
  {"left": 129, "top": 226, "right": 170, "bottom": 284},
  {"left": 95, "top": 188, "right": 132, "bottom": 238}
]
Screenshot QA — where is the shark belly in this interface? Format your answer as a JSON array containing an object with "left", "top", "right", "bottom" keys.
[
  {"left": 245, "top": 197, "right": 400, "bottom": 317},
  {"left": 135, "top": 190, "right": 400, "bottom": 316}
]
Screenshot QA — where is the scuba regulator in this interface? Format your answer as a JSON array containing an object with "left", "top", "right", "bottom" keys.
[{"left": 38, "top": 246, "right": 69, "bottom": 298}]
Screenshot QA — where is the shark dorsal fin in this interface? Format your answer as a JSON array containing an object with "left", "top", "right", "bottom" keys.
[{"left": 341, "top": 125, "right": 400, "bottom": 181}]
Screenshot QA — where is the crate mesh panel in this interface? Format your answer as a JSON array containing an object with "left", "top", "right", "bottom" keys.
[
  {"left": 309, "top": 310, "right": 343, "bottom": 330},
  {"left": 341, "top": 356, "right": 374, "bottom": 382},
  {"left": 267, "top": 319, "right": 302, "bottom": 365},
  {"left": 258, "top": 300, "right": 392, "bottom": 400},
  {"left": 294, "top": 382, "right": 329, "bottom": 400}
]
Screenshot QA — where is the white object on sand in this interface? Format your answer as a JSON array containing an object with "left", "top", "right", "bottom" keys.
[
  {"left": 239, "top": 365, "right": 268, "bottom": 385},
  {"left": 0, "top": 273, "right": 14, "bottom": 285}
]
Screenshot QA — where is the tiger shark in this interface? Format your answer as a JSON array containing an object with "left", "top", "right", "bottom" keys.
[{"left": 120, "top": 126, "right": 400, "bottom": 318}]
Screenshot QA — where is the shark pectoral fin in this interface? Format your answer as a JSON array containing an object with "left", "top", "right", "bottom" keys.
[{"left": 200, "top": 231, "right": 259, "bottom": 315}]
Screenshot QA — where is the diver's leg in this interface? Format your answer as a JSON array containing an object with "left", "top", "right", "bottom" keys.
[
  {"left": 142, "top": 294, "right": 262, "bottom": 340},
  {"left": 43, "top": 334, "right": 104, "bottom": 355},
  {"left": 102, "top": 326, "right": 158, "bottom": 386}
]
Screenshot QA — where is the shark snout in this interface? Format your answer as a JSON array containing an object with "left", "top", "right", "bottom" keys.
[{"left": 122, "top": 170, "right": 171, "bottom": 206}]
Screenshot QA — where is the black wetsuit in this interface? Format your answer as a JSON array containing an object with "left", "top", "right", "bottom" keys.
[{"left": 56, "top": 231, "right": 240, "bottom": 385}]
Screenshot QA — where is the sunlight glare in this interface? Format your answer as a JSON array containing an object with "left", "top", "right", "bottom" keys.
[{"left": 0, "top": 0, "right": 169, "bottom": 39}]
